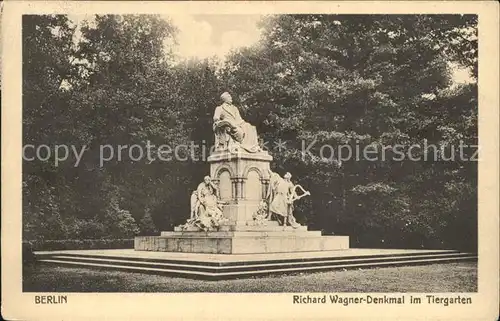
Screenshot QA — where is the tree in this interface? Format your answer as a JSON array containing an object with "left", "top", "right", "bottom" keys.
[
  {"left": 22, "top": 15, "right": 224, "bottom": 239},
  {"left": 104, "top": 199, "right": 140, "bottom": 238},
  {"left": 22, "top": 15, "right": 78, "bottom": 241},
  {"left": 139, "top": 207, "right": 158, "bottom": 235}
]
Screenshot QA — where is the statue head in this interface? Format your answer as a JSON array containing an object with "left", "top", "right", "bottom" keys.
[
  {"left": 220, "top": 92, "right": 232, "bottom": 103},
  {"left": 204, "top": 176, "right": 211, "bottom": 184},
  {"left": 284, "top": 172, "right": 292, "bottom": 180}
]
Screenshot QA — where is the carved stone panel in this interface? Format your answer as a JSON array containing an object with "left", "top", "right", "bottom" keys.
[
  {"left": 246, "top": 170, "right": 262, "bottom": 201},
  {"left": 218, "top": 171, "right": 232, "bottom": 201}
]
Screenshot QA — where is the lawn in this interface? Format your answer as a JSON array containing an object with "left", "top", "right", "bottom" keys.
[{"left": 23, "top": 262, "right": 477, "bottom": 292}]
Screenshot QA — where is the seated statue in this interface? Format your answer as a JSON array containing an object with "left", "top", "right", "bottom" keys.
[
  {"left": 213, "top": 92, "right": 261, "bottom": 153},
  {"left": 266, "top": 171, "right": 310, "bottom": 228}
]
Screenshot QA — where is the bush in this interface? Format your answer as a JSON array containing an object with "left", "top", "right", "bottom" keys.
[
  {"left": 139, "top": 207, "right": 159, "bottom": 235},
  {"left": 104, "top": 200, "right": 140, "bottom": 238},
  {"left": 26, "top": 239, "right": 134, "bottom": 251},
  {"left": 23, "top": 240, "right": 36, "bottom": 265},
  {"left": 66, "top": 217, "right": 108, "bottom": 239}
]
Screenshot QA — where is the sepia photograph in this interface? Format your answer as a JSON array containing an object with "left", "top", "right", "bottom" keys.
[{"left": 2, "top": 1, "right": 499, "bottom": 321}]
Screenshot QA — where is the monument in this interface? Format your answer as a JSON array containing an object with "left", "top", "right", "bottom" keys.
[{"left": 135, "top": 92, "right": 349, "bottom": 254}]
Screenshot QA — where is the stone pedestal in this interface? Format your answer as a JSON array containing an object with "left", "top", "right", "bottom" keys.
[
  {"left": 135, "top": 233, "right": 349, "bottom": 254},
  {"left": 208, "top": 150, "right": 273, "bottom": 225},
  {"left": 135, "top": 220, "right": 349, "bottom": 254}
]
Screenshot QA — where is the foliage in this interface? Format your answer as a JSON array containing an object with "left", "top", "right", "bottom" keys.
[
  {"left": 139, "top": 208, "right": 159, "bottom": 235},
  {"left": 103, "top": 198, "right": 140, "bottom": 238},
  {"left": 27, "top": 239, "right": 134, "bottom": 251},
  {"left": 220, "top": 14, "right": 477, "bottom": 250}
]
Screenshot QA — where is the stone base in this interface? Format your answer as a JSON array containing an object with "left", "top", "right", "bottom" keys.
[
  {"left": 135, "top": 232, "right": 349, "bottom": 254},
  {"left": 37, "top": 249, "right": 477, "bottom": 280}
]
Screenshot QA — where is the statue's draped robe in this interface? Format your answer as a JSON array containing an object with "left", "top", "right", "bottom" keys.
[
  {"left": 213, "top": 102, "right": 260, "bottom": 153},
  {"left": 194, "top": 182, "right": 218, "bottom": 218},
  {"left": 203, "top": 193, "right": 223, "bottom": 216},
  {"left": 186, "top": 181, "right": 227, "bottom": 231},
  {"left": 190, "top": 191, "right": 199, "bottom": 219},
  {"left": 267, "top": 172, "right": 301, "bottom": 228}
]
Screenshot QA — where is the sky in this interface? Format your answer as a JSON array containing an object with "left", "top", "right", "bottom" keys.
[
  {"left": 166, "top": 15, "right": 263, "bottom": 61},
  {"left": 68, "top": 14, "right": 264, "bottom": 62}
]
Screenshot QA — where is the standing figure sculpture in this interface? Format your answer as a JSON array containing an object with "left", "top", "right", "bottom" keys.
[
  {"left": 266, "top": 171, "right": 310, "bottom": 228},
  {"left": 186, "top": 176, "right": 227, "bottom": 231},
  {"left": 213, "top": 92, "right": 261, "bottom": 153}
]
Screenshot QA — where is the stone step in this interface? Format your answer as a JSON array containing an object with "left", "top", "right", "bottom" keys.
[
  {"left": 38, "top": 253, "right": 477, "bottom": 280},
  {"left": 45, "top": 252, "right": 472, "bottom": 272},
  {"left": 160, "top": 231, "right": 321, "bottom": 237},
  {"left": 227, "top": 220, "right": 280, "bottom": 227},
  {"left": 34, "top": 249, "right": 463, "bottom": 265},
  {"left": 181, "top": 220, "right": 283, "bottom": 229},
  {"left": 228, "top": 225, "right": 308, "bottom": 232},
  {"left": 174, "top": 224, "right": 308, "bottom": 232},
  {"left": 173, "top": 220, "right": 305, "bottom": 232}
]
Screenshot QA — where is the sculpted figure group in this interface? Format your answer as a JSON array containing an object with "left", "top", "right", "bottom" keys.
[
  {"left": 183, "top": 176, "right": 228, "bottom": 231},
  {"left": 182, "top": 92, "right": 310, "bottom": 231},
  {"left": 187, "top": 171, "right": 309, "bottom": 230}
]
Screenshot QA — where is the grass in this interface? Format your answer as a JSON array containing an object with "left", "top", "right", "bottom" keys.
[{"left": 23, "top": 262, "right": 477, "bottom": 292}]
